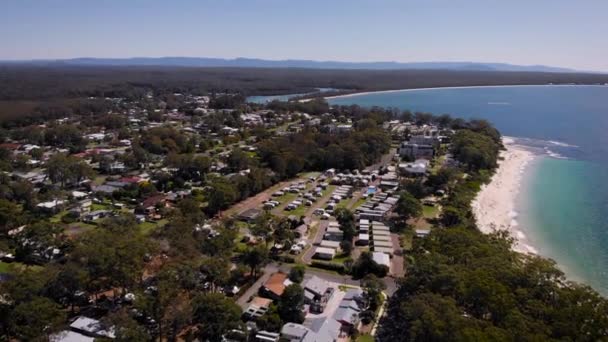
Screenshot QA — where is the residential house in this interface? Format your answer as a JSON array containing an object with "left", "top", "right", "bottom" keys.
[
  {"left": 69, "top": 316, "right": 115, "bottom": 339},
  {"left": 243, "top": 296, "right": 273, "bottom": 319},
  {"left": 303, "top": 276, "right": 335, "bottom": 313},
  {"left": 260, "top": 272, "right": 291, "bottom": 301},
  {"left": 398, "top": 159, "right": 430, "bottom": 177},
  {"left": 281, "top": 319, "right": 340, "bottom": 342},
  {"left": 313, "top": 247, "right": 336, "bottom": 261},
  {"left": 398, "top": 142, "right": 434, "bottom": 160},
  {"left": 333, "top": 288, "right": 364, "bottom": 327},
  {"left": 255, "top": 331, "right": 280, "bottom": 342}
]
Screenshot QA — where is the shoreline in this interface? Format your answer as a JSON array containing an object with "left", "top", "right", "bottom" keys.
[
  {"left": 472, "top": 137, "right": 538, "bottom": 254},
  {"left": 322, "top": 84, "right": 607, "bottom": 101}
]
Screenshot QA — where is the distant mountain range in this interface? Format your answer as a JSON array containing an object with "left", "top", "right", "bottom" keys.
[{"left": 2, "top": 57, "right": 584, "bottom": 73}]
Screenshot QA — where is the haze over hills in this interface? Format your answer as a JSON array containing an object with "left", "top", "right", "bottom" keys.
[{"left": 1, "top": 56, "right": 585, "bottom": 73}]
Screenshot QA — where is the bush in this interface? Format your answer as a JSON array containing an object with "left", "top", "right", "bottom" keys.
[
  {"left": 61, "top": 213, "right": 78, "bottom": 224},
  {"left": 311, "top": 261, "right": 346, "bottom": 274},
  {"left": 288, "top": 265, "right": 306, "bottom": 283},
  {"left": 351, "top": 252, "right": 388, "bottom": 279},
  {"left": 272, "top": 255, "right": 295, "bottom": 263}
]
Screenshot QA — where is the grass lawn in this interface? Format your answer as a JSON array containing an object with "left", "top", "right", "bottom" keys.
[
  {"left": 431, "top": 155, "right": 446, "bottom": 174},
  {"left": 357, "top": 334, "right": 375, "bottom": 342},
  {"left": 245, "top": 151, "right": 258, "bottom": 158},
  {"left": 422, "top": 204, "right": 439, "bottom": 218},
  {"left": 338, "top": 284, "right": 358, "bottom": 291},
  {"left": 335, "top": 200, "right": 349, "bottom": 210},
  {"left": 49, "top": 210, "right": 68, "bottom": 223},
  {"left": 289, "top": 204, "right": 310, "bottom": 217},
  {"left": 332, "top": 253, "right": 352, "bottom": 264},
  {"left": 93, "top": 176, "right": 107, "bottom": 186},
  {"left": 300, "top": 171, "right": 321, "bottom": 179},
  {"left": 139, "top": 218, "right": 169, "bottom": 235},
  {"left": 0, "top": 262, "right": 14, "bottom": 273},
  {"left": 0, "top": 261, "right": 42, "bottom": 274},
  {"left": 271, "top": 193, "right": 298, "bottom": 215},
  {"left": 400, "top": 233, "right": 414, "bottom": 251},
  {"left": 351, "top": 197, "right": 367, "bottom": 210},
  {"left": 91, "top": 203, "right": 111, "bottom": 211},
  {"left": 323, "top": 185, "right": 336, "bottom": 195},
  {"left": 65, "top": 222, "right": 97, "bottom": 237}
]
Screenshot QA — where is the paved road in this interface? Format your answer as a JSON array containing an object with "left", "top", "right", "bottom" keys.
[
  {"left": 365, "top": 148, "right": 396, "bottom": 172},
  {"left": 301, "top": 221, "right": 328, "bottom": 264}
]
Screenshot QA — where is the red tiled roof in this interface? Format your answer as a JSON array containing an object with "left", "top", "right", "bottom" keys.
[
  {"left": 120, "top": 177, "right": 141, "bottom": 183},
  {"left": 142, "top": 195, "right": 166, "bottom": 208},
  {"left": 263, "top": 272, "right": 288, "bottom": 297},
  {"left": 0, "top": 143, "right": 20, "bottom": 150}
]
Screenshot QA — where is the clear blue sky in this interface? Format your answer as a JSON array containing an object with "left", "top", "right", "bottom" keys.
[{"left": 2, "top": 0, "right": 607, "bottom": 71}]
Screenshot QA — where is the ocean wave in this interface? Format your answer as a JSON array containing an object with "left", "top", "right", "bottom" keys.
[
  {"left": 544, "top": 147, "right": 569, "bottom": 159},
  {"left": 548, "top": 140, "right": 579, "bottom": 148},
  {"left": 512, "top": 229, "right": 539, "bottom": 254},
  {"left": 509, "top": 137, "right": 578, "bottom": 149}
]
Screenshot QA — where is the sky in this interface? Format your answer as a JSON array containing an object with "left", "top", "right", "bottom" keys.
[{"left": 2, "top": 0, "right": 607, "bottom": 72}]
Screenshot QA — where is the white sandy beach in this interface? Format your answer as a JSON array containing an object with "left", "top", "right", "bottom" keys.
[
  {"left": 472, "top": 137, "right": 537, "bottom": 254},
  {"left": 321, "top": 84, "right": 593, "bottom": 101}
]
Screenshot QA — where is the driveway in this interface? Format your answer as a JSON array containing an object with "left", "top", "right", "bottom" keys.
[
  {"left": 236, "top": 263, "right": 279, "bottom": 308},
  {"left": 301, "top": 221, "right": 328, "bottom": 264}
]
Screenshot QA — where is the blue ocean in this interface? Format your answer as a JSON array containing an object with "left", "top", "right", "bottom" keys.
[{"left": 328, "top": 85, "right": 608, "bottom": 295}]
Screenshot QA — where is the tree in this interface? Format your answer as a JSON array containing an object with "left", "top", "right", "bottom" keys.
[
  {"left": 451, "top": 129, "right": 500, "bottom": 172},
  {"left": 278, "top": 284, "right": 305, "bottom": 324},
  {"left": 334, "top": 208, "right": 356, "bottom": 242},
  {"left": 105, "top": 310, "right": 150, "bottom": 342},
  {"left": 351, "top": 252, "right": 389, "bottom": 279},
  {"left": 136, "top": 262, "right": 193, "bottom": 341},
  {"left": 340, "top": 240, "right": 353, "bottom": 255},
  {"left": 251, "top": 213, "right": 274, "bottom": 245},
  {"left": 9, "top": 296, "right": 66, "bottom": 341},
  {"left": 199, "top": 256, "right": 230, "bottom": 292},
  {"left": 205, "top": 178, "right": 238, "bottom": 216},
  {"left": 395, "top": 191, "right": 422, "bottom": 221},
  {"left": 227, "top": 148, "right": 251, "bottom": 171},
  {"left": 0, "top": 198, "right": 25, "bottom": 236},
  {"left": 191, "top": 293, "right": 242, "bottom": 342},
  {"left": 15, "top": 222, "right": 65, "bottom": 264},
  {"left": 44, "top": 263, "right": 88, "bottom": 313},
  {"left": 71, "top": 216, "right": 151, "bottom": 294},
  {"left": 45, "top": 153, "right": 93, "bottom": 188},
  {"left": 288, "top": 265, "right": 306, "bottom": 283},
  {"left": 242, "top": 245, "right": 268, "bottom": 278},
  {"left": 360, "top": 274, "right": 386, "bottom": 312}
]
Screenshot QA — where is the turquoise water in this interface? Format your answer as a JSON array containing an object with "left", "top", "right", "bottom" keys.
[{"left": 329, "top": 85, "right": 608, "bottom": 294}]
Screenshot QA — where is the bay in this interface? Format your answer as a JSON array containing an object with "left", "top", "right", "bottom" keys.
[{"left": 329, "top": 85, "right": 608, "bottom": 294}]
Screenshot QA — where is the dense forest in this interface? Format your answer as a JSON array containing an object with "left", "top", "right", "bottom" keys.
[{"left": 2, "top": 65, "right": 608, "bottom": 122}]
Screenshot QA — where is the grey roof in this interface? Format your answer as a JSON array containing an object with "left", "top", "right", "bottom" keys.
[
  {"left": 343, "top": 288, "right": 364, "bottom": 301},
  {"left": 281, "top": 322, "right": 310, "bottom": 339},
  {"left": 304, "top": 317, "right": 341, "bottom": 341},
  {"left": 50, "top": 331, "right": 94, "bottom": 342},
  {"left": 92, "top": 185, "right": 119, "bottom": 193},
  {"left": 69, "top": 316, "right": 115, "bottom": 338},
  {"left": 333, "top": 307, "right": 359, "bottom": 325},
  {"left": 303, "top": 275, "right": 331, "bottom": 297}
]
